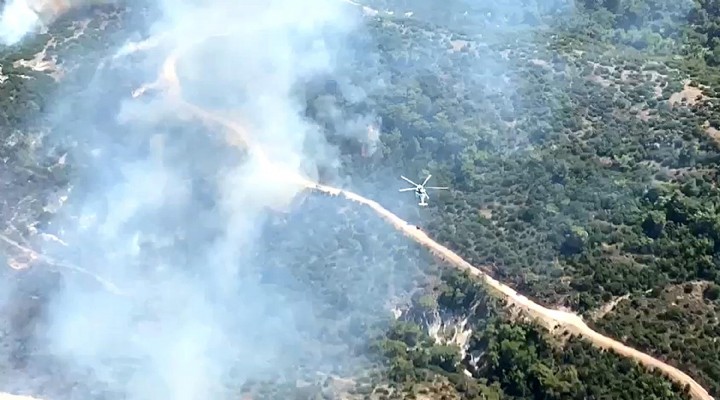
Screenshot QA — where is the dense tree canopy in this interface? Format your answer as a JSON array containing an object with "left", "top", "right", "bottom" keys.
[{"left": 1, "top": 0, "right": 720, "bottom": 398}]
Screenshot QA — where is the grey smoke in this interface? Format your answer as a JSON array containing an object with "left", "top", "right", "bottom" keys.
[
  {"left": 0, "top": 0, "right": 41, "bottom": 45},
  {"left": 0, "top": 0, "right": 413, "bottom": 398}
]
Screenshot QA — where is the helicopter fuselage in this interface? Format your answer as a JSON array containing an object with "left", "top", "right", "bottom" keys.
[
  {"left": 399, "top": 174, "right": 444, "bottom": 207},
  {"left": 415, "top": 186, "right": 429, "bottom": 205}
]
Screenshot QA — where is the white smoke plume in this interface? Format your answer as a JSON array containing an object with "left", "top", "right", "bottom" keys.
[
  {"left": 0, "top": 0, "right": 406, "bottom": 398},
  {"left": 0, "top": 0, "right": 41, "bottom": 45}
]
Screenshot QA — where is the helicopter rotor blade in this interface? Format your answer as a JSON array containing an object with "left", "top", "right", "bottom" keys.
[
  {"left": 426, "top": 187, "right": 449, "bottom": 190},
  {"left": 421, "top": 174, "right": 432, "bottom": 186},
  {"left": 399, "top": 188, "right": 416, "bottom": 192},
  {"left": 400, "top": 175, "right": 418, "bottom": 186}
]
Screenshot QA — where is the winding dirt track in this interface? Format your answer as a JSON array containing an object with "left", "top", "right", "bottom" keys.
[
  {"left": 0, "top": 32, "right": 711, "bottom": 400},
  {"left": 125, "top": 33, "right": 716, "bottom": 400},
  {"left": 0, "top": 2, "right": 711, "bottom": 398}
]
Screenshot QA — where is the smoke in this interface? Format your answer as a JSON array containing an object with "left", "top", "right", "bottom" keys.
[
  {"left": 0, "top": 0, "right": 41, "bottom": 45},
  {"left": 0, "top": 0, "right": 420, "bottom": 398},
  {"left": 0, "top": 0, "right": 117, "bottom": 45}
]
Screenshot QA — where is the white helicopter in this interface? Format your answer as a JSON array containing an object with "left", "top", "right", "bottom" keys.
[{"left": 399, "top": 174, "right": 449, "bottom": 206}]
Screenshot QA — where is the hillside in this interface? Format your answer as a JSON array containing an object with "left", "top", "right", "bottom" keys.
[{"left": 0, "top": 0, "right": 719, "bottom": 399}]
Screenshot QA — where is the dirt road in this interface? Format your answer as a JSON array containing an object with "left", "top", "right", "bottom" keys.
[{"left": 122, "top": 32, "right": 715, "bottom": 400}]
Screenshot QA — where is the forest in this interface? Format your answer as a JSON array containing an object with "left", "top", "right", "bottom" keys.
[
  {"left": 313, "top": 0, "right": 720, "bottom": 396},
  {"left": 0, "top": 0, "right": 719, "bottom": 398}
]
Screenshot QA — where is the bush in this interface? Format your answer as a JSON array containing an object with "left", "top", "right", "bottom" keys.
[{"left": 703, "top": 284, "right": 720, "bottom": 301}]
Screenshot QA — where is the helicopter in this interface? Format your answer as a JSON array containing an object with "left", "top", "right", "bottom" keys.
[{"left": 399, "top": 174, "right": 449, "bottom": 206}]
